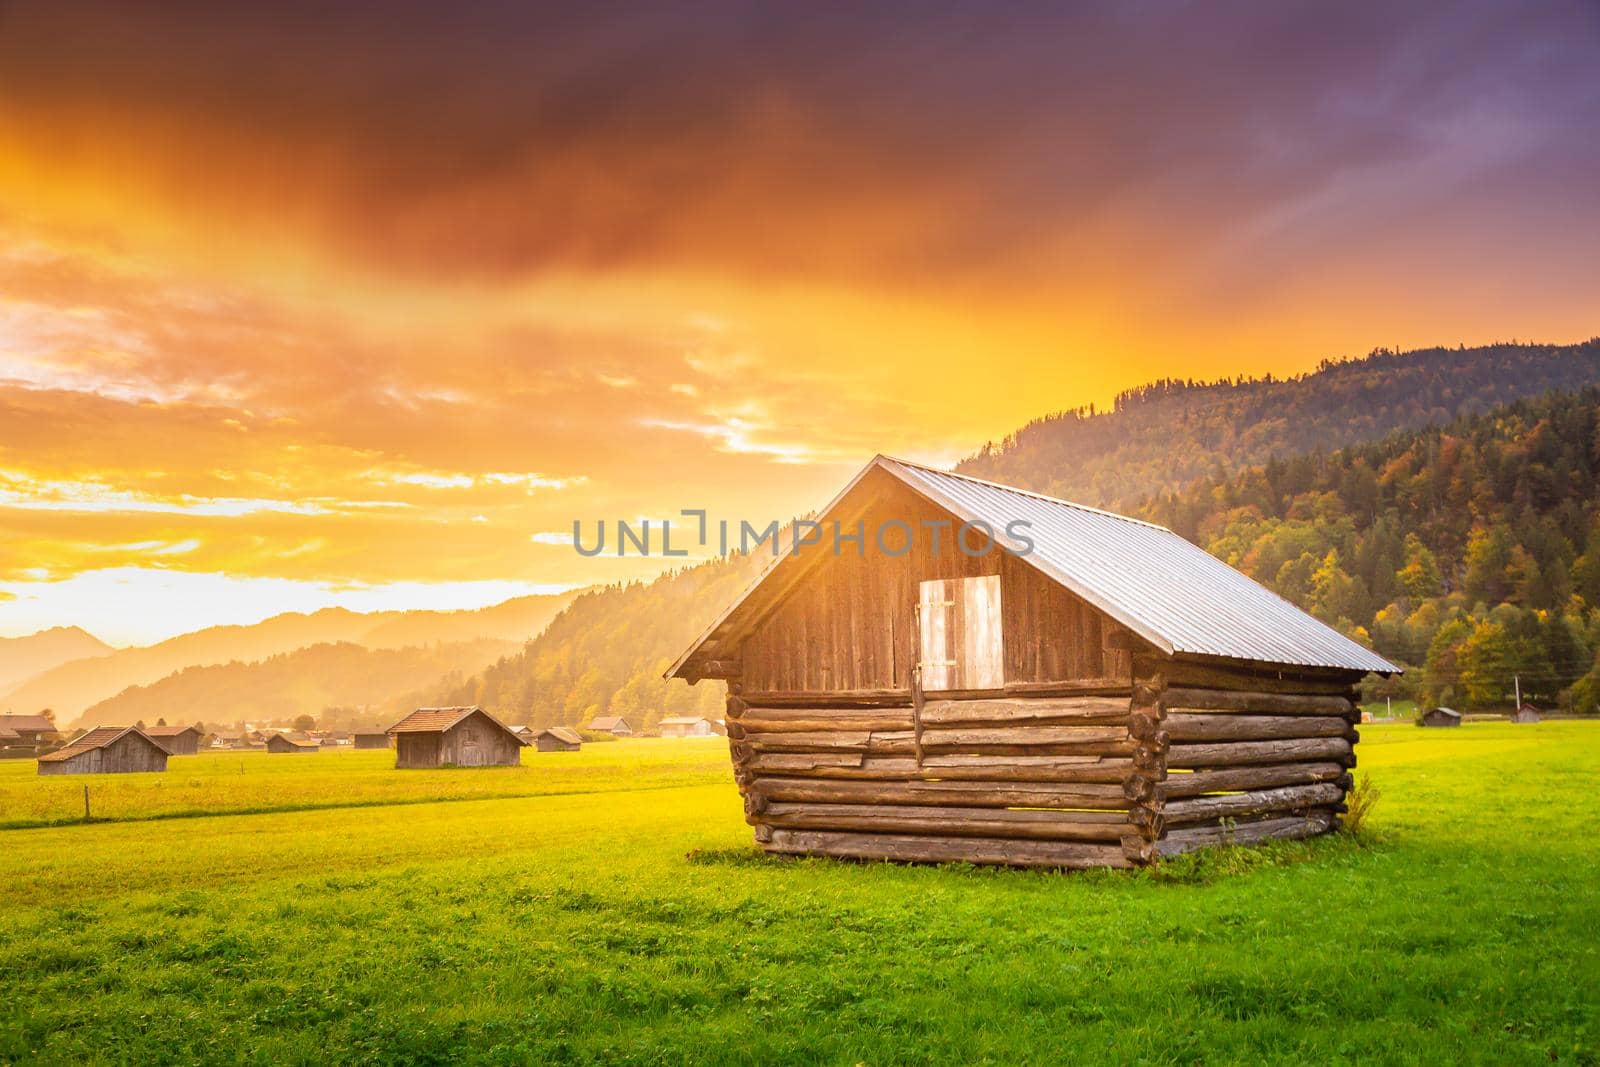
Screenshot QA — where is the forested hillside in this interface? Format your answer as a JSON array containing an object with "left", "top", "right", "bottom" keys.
[
  {"left": 959, "top": 340, "right": 1600, "bottom": 511},
  {"left": 440, "top": 345, "right": 1600, "bottom": 729},
  {"left": 429, "top": 555, "right": 766, "bottom": 728},
  {"left": 78, "top": 639, "right": 519, "bottom": 731},
  {"left": 1137, "top": 389, "right": 1600, "bottom": 712}
]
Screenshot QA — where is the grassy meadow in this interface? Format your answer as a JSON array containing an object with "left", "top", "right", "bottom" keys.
[
  {"left": 0, "top": 739, "right": 732, "bottom": 829},
  {"left": 2, "top": 724, "right": 1597, "bottom": 1064}
]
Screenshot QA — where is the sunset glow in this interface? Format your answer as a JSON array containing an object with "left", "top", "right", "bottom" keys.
[{"left": 1, "top": 2, "right": 1597, "bottom": 644}]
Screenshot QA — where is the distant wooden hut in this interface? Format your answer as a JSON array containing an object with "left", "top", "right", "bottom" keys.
[
  {"left": 1419, "top": 707, "right": 1463, "bottom": 728},
  {"left": 586, "top": 715, "right": 633, "bottom": 737},
  {"left": 351, "top": 729, "right": 391, "bottom": 750},
  {"left": 266, "top": 733, "right": 319, "bottom": 754},
  {"left": 507, "top": 724, "right": 536, "bottom": 743},
  {"left": 1510, "top": 704, "right": 1542, "bottom": 724},
  {"left": 0, "top": 714, "right": 60, "bottom": 756},
  {"left": 37, "top": 726, "right": 169, "bottom": 775},
  {"left": 669, "top": 456, "right": 1398, "bottom": 869},
  {"left": 658, "top": 716, "right": 716, "bottom": 738},
  {"left": 145, "top": 724, "right": 204, "bottom": 755},
  {"left": 387, "top": 707, "right": 526, "bottom": 769},
  {"left": 534, "top": 727, "right": 583, "bottom": 752}
]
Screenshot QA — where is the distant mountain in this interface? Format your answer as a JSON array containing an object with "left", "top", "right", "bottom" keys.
[
  {"left": 0, "top": 626, "right": 114, "bottom": 697},
  {"left": 77, "top": 639, "right": 521, "bottom": 731},
  {"left": 428, "top": 559, "right": 765, "bottom": 731},
  {"left": 958, "top": 339, "right": 1600, "bottom": 511},
  {"left": 11, "top": 592, "right": 581, "bottom": 726}
]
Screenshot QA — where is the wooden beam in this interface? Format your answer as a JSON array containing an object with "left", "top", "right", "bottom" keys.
[
  {"left": 1166, "top": 737, "right": 1353, "bottom": 769},
  {"left": 762, "top": 802, "right": 1128, "bottom": 842},
  {"left": 762, "top": 828, "right": 1134, "bottom": 869},
  {"left": 1163, "top": 714, "right": 1351, "bottom": 742},
  {"left": 1157, "top": 811, "right": 1338, "bottom": 855}
]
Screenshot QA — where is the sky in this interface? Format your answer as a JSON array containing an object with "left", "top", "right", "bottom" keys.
[{"left": 1, "top": 1, "right": 1597, "bottom": 645}]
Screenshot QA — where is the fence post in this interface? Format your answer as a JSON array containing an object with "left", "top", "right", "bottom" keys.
[{"left": 83, "top": 785, "right": 90, "bottom": 821}]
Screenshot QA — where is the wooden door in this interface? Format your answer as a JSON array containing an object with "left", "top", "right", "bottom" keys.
[{"left": 917, "top": 575, "right": 1003, "bottom": 691}]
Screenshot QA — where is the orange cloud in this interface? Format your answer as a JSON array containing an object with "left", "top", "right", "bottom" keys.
[{"left": 0, "top": 1, "right": 1596, "bottom": 641}]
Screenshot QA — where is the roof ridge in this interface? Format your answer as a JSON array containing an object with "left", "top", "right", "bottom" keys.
[{"left": 876, "top": 455, "right": 1172, "bottom": 531}]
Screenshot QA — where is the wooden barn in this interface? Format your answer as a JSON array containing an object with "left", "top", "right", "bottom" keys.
[
  {"left": 1510, "top": 704, "right": 1542, "bottom": 724},
  {"left": 534, "top": 726, "right": 583, "bottom": 752},
  {"left": 1419, "top": 707, "right": 1462, "bottom": 728},
  {"left": 387, "top": 706, "right": 526, "bottom": 768},
  {"left": 146, "top": 724, "right": 204, "bottom": 755},
  {"left": 351, "top": 729, "right": 391, "bottom": 750},
  {"left": 37, "top": 726, "right": 169, "bottom": 775},
  {"left": 586, "top": 715, "right": 633, "bottom": 737},
  {"left": 669, "top": 456, "right": 1398, "bottom": 869},
  {"left": 1, "top": 714, "right": 61, "bottom": 758},
  {"left": 659, "top": 716, "right": 717, "bottom": 738},
  {"left": 266, "top": 733, "right": 318, "bottom": 754}
]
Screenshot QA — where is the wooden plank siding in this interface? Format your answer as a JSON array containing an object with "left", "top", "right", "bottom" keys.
[{"left": 742, "top": 478, "right": 1134, "bottom": 694}]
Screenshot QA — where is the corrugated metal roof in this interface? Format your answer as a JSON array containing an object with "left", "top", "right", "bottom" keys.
[
  {"left": 668, "top": 455, "right": 1399, "bottom": 678},
  {"left": 886, "top": 457, "right": 1398, "bottom": 674}
]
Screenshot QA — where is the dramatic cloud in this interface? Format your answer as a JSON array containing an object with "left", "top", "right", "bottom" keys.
[{"left": 0, "top": 1, "right": 1595, "bottom": 641}]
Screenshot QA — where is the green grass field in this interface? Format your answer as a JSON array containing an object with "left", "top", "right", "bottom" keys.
[
  {"left": 0, "top": 740, "right": 732, "bottom": 829},
  {"left": 2, "top": 725, "right": 1597, "bottom": 1064}
]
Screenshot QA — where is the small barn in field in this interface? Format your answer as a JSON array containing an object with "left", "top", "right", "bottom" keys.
[
  {"left": 586, "top": 716, "right": 633, "bottom": 737},
  {"left": 266, "top": 733, "right": 318, "bottom": 754},
  {"left": 0, "top": 714, "right": 60, "bottom": 755},
  {"left": 146, "top": 724, "right": 204, "bottom": 755},
  {"left": 387, "top": 707, "right": 526, "bottom": 768},
  {"left": 351, "top": 729, "right": 391, "bottom": 750},
  {"left": 533, "top": 726, "right": 583, "bottom": 752},
  {"left": 659, "top": 716, "right": 716, "bottom": 738},
  {"left": 37, "top": 726, "right": 169, "bottom": 775},
  {"left": 1419, "top": 707, "right": 1462, "bottom": 728},
  {"left": 669, "top": 455, "right": 1399, "bottom": 869},
  {"left": 1510, "top": 704, "right": 1542, "bottom": 724}
]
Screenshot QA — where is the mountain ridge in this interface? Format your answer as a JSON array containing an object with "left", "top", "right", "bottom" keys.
[
  {"left": 6, "top": 592, "right": 583, "bottom": 726},
  {"left": 0, "top": 626, "right": 115, "bottom": 697},
  {"left": 957, "top": 339, "right": 1600, "bottom": 511},
  {"left": 75, "top": 638, "right": 524, "bottom": 731}
]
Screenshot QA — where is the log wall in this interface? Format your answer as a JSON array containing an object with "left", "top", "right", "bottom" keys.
[
  {"left": 1140, "top": 657, "right": 1359, "bottom": 858},
  {"left": 724, "top": 655, "right": 1363, "bottom": 868}
]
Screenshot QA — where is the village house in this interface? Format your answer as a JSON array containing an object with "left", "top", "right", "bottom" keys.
[
  {"left": 145, "top": 724, "right": 204, "bottom": 756},
  {"left": 266, "top": 734, "right": 319, "bottom": 754},
  {"left": 585, "top": 715, "right": 633, "bottom": 737},
  {"left": 1420, "top": 707, "right": 1463, "bottom": 728},
  {"left": 351, "top": 728, "right": 390, "bottom": 750},
  {"left": 37, "top": 726, "right": 169, "bottom": 775},
  {"left": 0, "top": 714, "right": 60, "bottom": 756},
  {"left": 387, "top": 707, "right": 526, "bottom": 768},
  {"left": 670, "top": 455, "right": 1398, "bottom": 869},
  {"left": 533, "top": 726, "right": 583, "bottom": 752},
  {"left": 658, "top": 716, "right": 717, "bottom": 738},
  {"left": 1510, "top": 704, "right": 1543, "bottom": 724}
]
